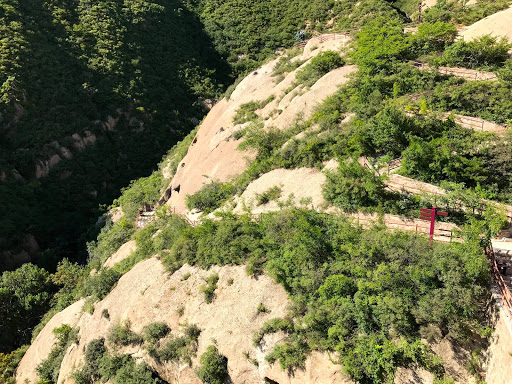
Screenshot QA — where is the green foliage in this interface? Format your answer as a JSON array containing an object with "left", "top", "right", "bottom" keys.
[
  {"left": 0, "top": 0, "right": 228, "bottom": 270},
  {"left": 186, "top": 182, "right": 235, "bottom": 214},
  {"left": 87, "top": 221, "right": 135, "bottom": 267},
  {"left": 352, "top": 19, "right": 411, "bottom": 75},
  {"left": 154, "top": 208, "right": 492, "bottom": 381},
  {"left": 0, "top": 264, "right": 55, "bottom": 352},
  {"left": 81, "top": 268, "right": 121, "bottom": 300},
  {"left": 74, "top": 338, "right": 165, "bottom": 384},
  {"left": 497, "top": 59, "right": 512, "bottom": 86},
  {"left": 425, "top": 79, "right": 512, "bottom": 125},
  {"left": 400, "top": 126, "right": 505, "bottom": 191},
  {"left": 116, "top": 171, "right": 165, "bottom": 221},
  {"left": 0, "top": 345, "right": 29, "bottom": 384},
  {"left": 272, "top": 49, "right": 304, "bottom": 79},
  {"left": 146, "top": 323, "right": 201, "bottom": 365},
  {"left": 142, "top": 322, "right": 171, "bottom": 344},
  {"left": 107, "top": 321, "right": 143, "bottom": 347},
  {"left": 253, "top": 317, "right": 294, "bottom": 346},
  {"left": 323, "top": 160, "right": 387, "bottom": 211},
  {"left": 200, "top": 274, "right": 219, "bottom": 304},
  {"left": 423, "top": 0, "right": 512, "bottom": 25},
  {"left": 410, "top": 22, "right": 457, "bottom": 54},
  {"left": 197, "top": 345, "right": 229, "bottom": 384},
  {"left": 190, "top": 0, "right": 375, "bottom": 75},
  {"left": 256, "top": 186, "right": 282, "bottom": 205},
  {"left": 435, "top": 35, "right": 511, "bottom": 70},
  {"left": 296, "top": 51, "right": 345, "bottom": 86},
  {"left": 265, "top": 337, "right": 309, "bottom": 372},
  {"left": 257, "top": 303, "right": 269, "bottom": 313},
  {"left": 37, "top": 325, "right": 78, "bottom": 384},
  {"left": 336, "top": 0, "right": 406, "bottom": 31},
  {"left": 233, "top": 102, "right": 260, "bottom": 124}
]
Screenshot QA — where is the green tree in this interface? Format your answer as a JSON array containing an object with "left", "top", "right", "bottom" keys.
[
  {"left": 351, "top": 18, "right": 410, "bottom": 74},
  {"left": 197, "top": 345, "right": 229, "bottom": 384},
  {"left": 323, "top": 159, "right": 387, "bottom": 211},
  {"left": 0, "top": 264, "right": 54, "bottom": 352}
]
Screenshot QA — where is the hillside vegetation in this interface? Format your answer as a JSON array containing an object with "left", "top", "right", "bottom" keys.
[
  {"left": 0, "top": 0, "right": 228, "bottom": 269},
  {"left": 3, "top": 0, "right": 512, "bottom": 383}
]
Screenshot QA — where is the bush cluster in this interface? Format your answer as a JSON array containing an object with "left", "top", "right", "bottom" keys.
[
  {"left": 186, "top": 182, "right": 235, "bottom": 214},
  {"left": 296, "top": 51, "right": 345, "bottom": 87},
  {"left": 197, "top": 345, "right": 229, "bottom": 384}
]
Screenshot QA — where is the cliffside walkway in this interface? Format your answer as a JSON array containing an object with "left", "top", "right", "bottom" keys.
[
  {"left": 379, "top": 169, "right": 512, "bottom": 316},
  {"left": 406, "top": 110, "right": 508, "bottom": 134},
  {"left": 413, "top": 61, "right": 497, "bottom": 81},
  {"left": 488, "top": 242, "right": 512, "bottom": 317},
  {"left": 349, "top": 211, "right": 457, "bottom": 242},
  {"left": 294, "top": 31, "right": 352, "bottom": 48}
]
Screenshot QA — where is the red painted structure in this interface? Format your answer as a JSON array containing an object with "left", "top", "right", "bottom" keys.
[{"left": 419, "top": 207, "right": 448, "bottom": 246}]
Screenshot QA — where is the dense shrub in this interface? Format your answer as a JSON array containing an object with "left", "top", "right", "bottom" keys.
[
  {"left": 497, "top": 59, "right": 512, "bottom": 86},
  {"left": 425, "top": 80, "right": 512, "bottom": 125},
  {"left": 157, "top": 208, "right": 492, "bottom": 382},
  {"left": 410, "top": 21, "right": 457, "bottom": 54},
  {"left": 265, "top": 337, "right": 309, "bottom": 372},
  {"left": 323, "top": 160, "right": 387, "bottom": 211},
  {"left": 74, "top": 338, "right": 165, "bottom": 384},
  {"left": 185, "top": 182, "right": 235, "bottom": 213},
  {"left": 87, "top": 221, "right": 134, "bottom": 267},
  {"left": 0, "top": 264, "right": 55, "bottom": 352},
  {"left": 435, "top": 35, "right": 512, "bottom": 70},
  {"left": 0, "top": 346, "right": 28, "bottom": 384},
  {"left": 81, "top": 268, "right": 122, "bottom": 300},
  {"left": 107, "top": 322, "right": 143, "bottom": 347},
  {"left": 296, "top": 51, "right": 345, "bottom": 86},
  {"left": 147, "top": 323, "right": 201, "bottom": 365},
  {"left": 351, "top": 19, "right": 411, "bottom": 74},
  {"left": 142, "top": 322, "right": 171, "bottom": 344},
  {"left": 423, "top": 0, "right": 511, "bottom": 25},
  {"left": 197, "top": 345, "right": 229, "bottom": 384}
]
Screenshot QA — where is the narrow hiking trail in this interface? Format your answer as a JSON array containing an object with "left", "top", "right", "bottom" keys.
[{"left": 413, "top": 61, "right": 497, "bottom": 80}]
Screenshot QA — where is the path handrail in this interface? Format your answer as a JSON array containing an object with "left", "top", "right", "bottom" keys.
[{"left": 487, "top": 246, "right": 512, "bottom": 315}]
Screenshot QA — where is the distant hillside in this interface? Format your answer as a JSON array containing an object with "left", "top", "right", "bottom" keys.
[{"left": 0, "top": 0, "right": 228, "bottom": 269}]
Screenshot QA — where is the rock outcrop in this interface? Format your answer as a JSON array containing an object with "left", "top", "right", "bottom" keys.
[
  {"left": 16, "top": 259, "right": 352, "bottom": 384},
  {"left": 165, "top": 35, "right": 354, "bottom": 214}
]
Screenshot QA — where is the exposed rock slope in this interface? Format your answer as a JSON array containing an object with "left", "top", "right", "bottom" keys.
[
  {"left": 165, "top": 35, "right": 354, "bottom": 214},
  {"left": 16, "top": 260, "right": 348, "bottom": 384},
  {"left": 459, "top": 6, "right": 512, "bottom": 42}
]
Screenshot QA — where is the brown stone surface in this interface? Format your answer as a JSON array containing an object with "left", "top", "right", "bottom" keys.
[
  {"left": 165, "top": 35, "right": 355, "bottom": 215},
  {"left": 103, "top": 240, "right": 136, "bottom": 269},
  {"left": 16, "top": 299, "right": 85, "bottom": 384}
]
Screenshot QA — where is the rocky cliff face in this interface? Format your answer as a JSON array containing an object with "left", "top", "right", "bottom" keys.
[
  {"left": 164, "top": 35, "right": 355, "bottom": 214},
  {"left": 16, "top": 250, "right": 512, "bottom": 384},
  {"left": 16, "top": 259, "right": 350, "bottom": 384}
]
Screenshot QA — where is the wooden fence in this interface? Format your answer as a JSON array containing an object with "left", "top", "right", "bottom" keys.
[
  {"left": 487, "top": 245, "right": 512, "bottom": 315},
  {"left": 351, "top": 213, "right": 456, "bottom": 242},
  {"left": 413, "top": 61, "right": 497, "bottom": 81},
  {"left": 293, "top": 31, "right": 354, "bottom": 48}
]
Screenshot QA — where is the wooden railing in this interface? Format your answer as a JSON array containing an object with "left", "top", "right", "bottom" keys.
[
  {"left": 487, "top": 245, "right": 512, "bottom": 315},
  {"left": 293, "top": 31, "right": 354, "bottom": 48},
  {"left": 351, "top": 213, "right": 455, "bottom": 242},
  {"left": 413, "top": 61, "right": 497, "bottom": 81}
]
